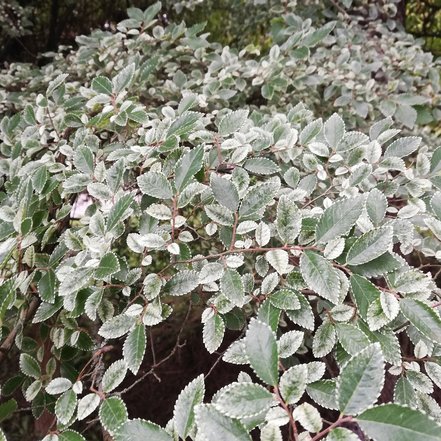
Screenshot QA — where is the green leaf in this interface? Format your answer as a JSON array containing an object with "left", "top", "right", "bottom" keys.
[
  {"left": 400, "top": 299, "right": 441, "bottom": 344},
  {"left": 38, "top": 270, "right": 56, "bottom": 303},
  {"left": 19, "top": 353, "right": 41, "bottom": 378},
  {"left": 350, "top": 275, "right": 380, "bottom": 320},
  {"left": 107, "top": 194, "right": 134, "bottom": 232},
  {"left": 337, "top": 343, "right": 384, "bottom": 415},
  {"left": 337, "top": 132, "right": 369, "bottom": 152},
  {"left": 244, "top": 158, "right": 280, "bottom": 175},
  {"left": 357, "top": 404, "right": 441, "bottom": 441},
  {"left": 394, "top": 377, "right": 416, "bottom": 406},
  {"left": 425, "top": 362, "right": 441, "bottom": 389},
  {"left": 165, "top": 270, "right": 199, "bottom": 296},
  {"left": 265, "top": 250, "right": 289, "bottom": 275},
  {"left": 99, "top": 397, "right": 128, "bottom": 435},
  {"left": 92, "top": 76, "right": 113, "bottom": 95},
  {"left": 293, "top": 402, "right": 322, "bottom": 433},
  {"left": 137, "top": 171, "right": 173, "bottom": 199},
  {"left": 112, "top": 63, "right": 135, "bottom": 93},
  {"left": 306, "top": 380, "right": 338, "bottom": 410},
  {"left": 302, "top": 21, "right": 335, "bottom": 47},
  {"left": 199, "top": 263, "right": 224, "bottom": 284},
  {"left": 173, "top": 375, "right": 205, "bottom": 439},
  {"left": 346, "top": 227, "right": 393, "bottom": 266},
  {"left": 98, "top": 314, "right": 135, "bottom": 339},
  {"left": 46, "top": 377, "right": 72, "bottom": 395},
  {"left": 218, "top": 110, "right": 249, "bottom": 136},
  {"left": 261, "top": 424, "right": 282, "bottom": 441},
  {"left": 299, "top": 119, "right": 323, "bottom": 145},
  {"left": 245, "top": 319, "right": 278, "bottom": 386},
  {"left": 203, "top": 314, "right": 225, "bottom": 353},
  {"left": 32, "top": 298, "right": 63, "bottom": 323},
  {"left": 285, "top": 293, "right": 315, "bottom": 330},
  {"left": 279, "top": 364, "right": 308, "bottom": 404},
  {"left": 366, "top": 189, "right": 387, "bottom": 226},
  {"left": 384, "top": 136, "right": 421, "bottom": 158},
  {"left": 335, "top": 323, "right": 370, "bottom": 356},
  {"left": 221, "top": 269, "right": 244, "bottom": 306},
  {"left": 95, "top": 252, "right": 120, "bottom": 279},
  {"left": 123, "top": 323, "right": 146, "bottom": 375},
  {"left": 174, "top": 146, "right": 204, "bottom": 192},
  {"left": 32, "top": 165, "right": 48, "bottom": 193},
  {"left": 115, "top": 419, "right": 172, "bottom": 441},
  {"left": 58, "top": 430, "right": 86, "bottom": 441},
  {"left": 0, "top": 399, "right": 17, "bottom": 422},
  {"left": 276, "top": 195, "right": 301, "bottom": 244},
  {"left": 349, "top": 252, "right": 402, "bottom": 277},
  {"left": 313, "top": 320, "right": 336, "bottom": 357},
  {"left": 239, "top": 179, "right": 280, "bottom": 217},
  {"left": 315, "top": 196, "right": 364, "bottom": 244},
  {"left": 77, "top": 393, "right": 100, "bottom": 420},
  {"left": 74, "top": 146, "right": 94, "bottom": 175},
  {"left": 195, "top": 404, "right": 251, "bottom": 441},
  {"left": 324, "top": 428, "right": 359, "bottom": 441},
  {"left": 55, "top": 389, "right": 77, "bottom": 425},
  {"left": 102, "top": 359, "right": 127, "bottom": 393},
  {"left": 324, "top": 113, "right": 345, "bottom": 149},
  {"left": 205, "top": 204, "right": 234, "bottom": 226},
  {"left": 215, "top": 382, "right": 274, "bottom": 418},
  {"left": 299, "top": 251, "right": 340, "bottom": 303},
  {"left": 278, "top": 330, "right": 304, "bottom": 357},
  {"left": 168, "top": 112, "right": 200, "bottom": 138},
  {"left": 210, "top": 174, "right": 239, "bottom": 212},
  {"left": 258, "top": 300, "right": 281, "bottom": 332},
  {"left": 269, "top": 289, "right": 301, "bottom": 310}
]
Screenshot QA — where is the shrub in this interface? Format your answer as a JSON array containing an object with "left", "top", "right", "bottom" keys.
[{"left": 1, "top": 1, "right": 441, "bottom": 440}]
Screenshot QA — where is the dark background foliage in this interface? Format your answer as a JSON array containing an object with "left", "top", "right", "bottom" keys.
[{"left": 1, "top": 0, "right": 440, "bottom": 64}]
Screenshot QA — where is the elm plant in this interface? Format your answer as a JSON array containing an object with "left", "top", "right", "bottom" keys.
[{"left": 1, "top": 1, "right": 441, "bottom": 441}]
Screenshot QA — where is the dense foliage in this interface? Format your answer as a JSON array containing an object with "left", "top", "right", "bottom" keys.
[{"left": 1, "top": 1, "right": 441, "bottom": 440}]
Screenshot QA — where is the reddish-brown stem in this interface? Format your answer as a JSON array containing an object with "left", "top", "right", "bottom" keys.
[
  {"left": 274, "top": 385, "right": 298, "bottom": 440},
  {"left": 176, "top": 244, "right": 321, "bottom": 265},
  {"left": 310, "top": 416, "right": 354, "bottom": 441},
  {"left": 230, "top": 212, "right": 239, "bottom": 250},
  {"left": 171, "top": 196, "right": 177, "bottom": 242}
]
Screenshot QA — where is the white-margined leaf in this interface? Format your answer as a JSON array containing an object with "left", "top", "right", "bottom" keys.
[
  {"left": 293, "top": 402, "right": 322, "bottom": 433},
  {"left": 300, "top": 251, "right": 340, "bottom": 303},
  {"left": 123, "top": 323, "right": 146, "bottom": 375},
  {"left": 218, "top": 110, "right": 249, "bottom": 136},
  {"left": 337, "top": 343, "right": 384, "bottom": 415},
  {"left": 346, "top": 227, "right": 393, "bottom": 266},
  {"left": 173, "top": 375, "right": 205, "bottom": 439},
  {"left": 210, "top": 174, "right": 240, "bottom": 211},
  {"left": 102, "top": 359, "right": 128, "bottom": 393},
  {"left": 77, "top": 393, "right": 100, "bottom": 420},
  {"left": 174, "top": 146, "right": 204, "bottom": 192},
  {"left": 203, "top": 314, "right": 225, "bottom": 354},
  {"left": 55, "top": 389, "right": 77, "bottom": 425},
  {"left": 245, "top": 319, "right": 278, "bottom": 386},
  {"left": 215, "top": 382, "right": 274, "bottom": 418},
  {"left": 137, "top": 171, "right": 173, "bottom": 199},
  {"left": 400, "top": 299, "right": 441, "bottom": 344},
  {"left": 99, "top": 397, "right": 128, "bottom": 435},
  {"left": 115, "top": 419, "right": 172, "bottom": 441},
  {"left": 357, "top": 404, "right": 441, "bottom": 441},
  {"left": 165, "top": 270, "right": 199, "bottom": 296},
  {"left": 46, "top": 378, "right": 72, "bottom": 395},
  {"left": 279, "top": 364, "right": 308, "bottom": 404},
  {"left": 276, "top": 195, "right": 301, "bottom": 244},
  {"left": 195, "top": 404, "right": 251, "bottom": 441},
  {"left": 315, "top": 196, "right": 365, "bottom": 243}
]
